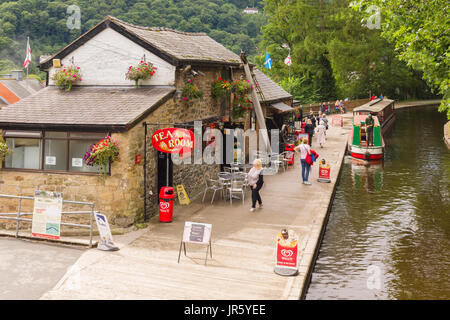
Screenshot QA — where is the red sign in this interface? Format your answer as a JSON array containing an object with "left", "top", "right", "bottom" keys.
[
  {"left": 318, "top": 160, "right": 331, "bottom": 183},
  {"left": 134, "top": 154, "right": 142, "bottom": 164},
  {"left": 332, "top": 115, "right": 343, "bottom": 127},
  {"left": 275, "top": 231, "right": 299, "bottom": 269},
  {"left": 152, "top": 128, "right": 195, "bottom": 154}
]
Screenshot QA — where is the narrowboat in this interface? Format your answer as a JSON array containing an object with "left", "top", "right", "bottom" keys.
[{"left": 348, "top": 98, "right": 395, "bottom": 160}]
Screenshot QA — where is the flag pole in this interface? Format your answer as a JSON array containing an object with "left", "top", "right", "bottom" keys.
[
  {"left": 26, "top": 37, "right": 29, "bottom": 88},
  {"left": 288, "top": 48, "right": 291, "bottom": 94}
]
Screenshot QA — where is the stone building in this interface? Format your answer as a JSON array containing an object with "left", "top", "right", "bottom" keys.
[{"left": 0, "top": 16, "right": 247, "bottom": 227}]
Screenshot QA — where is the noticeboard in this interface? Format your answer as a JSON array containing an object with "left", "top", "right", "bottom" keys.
[
  {"left": 179, "top": 222, "right": 213, "bottom": 265},
  {"left": 31, "top": 191, "right": 63, "bottom": 240},
  {"left": 182, "top": 222, "right": 212, "bottom": 245}
]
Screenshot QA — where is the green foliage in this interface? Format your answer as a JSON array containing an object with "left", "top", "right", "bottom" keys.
[
  {"left": 353, "top": 0, "right": 450, "bottom": 118},
  {"left": 182, "top": 79, "right": 203, "bottom": 103},
  {"left": 232, "top": 96, "right": 253, "bottom": 119},
  {"left": 211, "top": 76, "right": 231, "bottom": 100},
  {"left": 0, "top": 0, "right": 266, "bottom": 78},
  {"left": 52, "top": 65, "right": 82, "bottom": 91},
  {"left": 0, "top": 137, "right": 11, "bottom": 159},
  {"left": 125, "top": 60, "right": 157, "bottom": 88},
  {"left": 259, "top": 0, "right": 436, "bottom": 105}
]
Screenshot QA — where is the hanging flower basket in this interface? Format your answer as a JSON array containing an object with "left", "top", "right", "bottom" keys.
[
  {"left": 83, "top": 136, "right": 120, "bottom": 177},
  {"left": 126, "top": 60, "right": 157, "bottom": 88},
  {"left": 52, "top": 65, "right": 82, "bottom": 91},
  {"left": 0, "top": 138, "right": 11, "bottom": 160},
  {"left": 231, "top": 79, "right": 253, "bottom": 96},
  {"left": 211, "top": 77, "right": 231, "bottom": 100},
  {"left": 232, "top": 96, "right": 253, "bottom": 119},
  {"left": 182, "top": 79, "right": 203, "bottom": 105}
]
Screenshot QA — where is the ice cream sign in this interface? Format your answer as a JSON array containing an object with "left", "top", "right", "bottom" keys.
[{"left": 152, "top": 128, "right": 195, "bottom": 154}]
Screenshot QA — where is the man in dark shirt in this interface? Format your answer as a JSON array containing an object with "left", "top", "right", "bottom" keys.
[{"left": 365, "top": 114, "right": 375, "bottom": 146}]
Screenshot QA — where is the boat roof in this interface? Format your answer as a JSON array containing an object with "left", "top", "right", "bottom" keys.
[
  {"left": 353, "top": 114, "right": 380, "bottom": 126},
  {"left": 353, "top": 98, "right": 395, "bottom": 113}
]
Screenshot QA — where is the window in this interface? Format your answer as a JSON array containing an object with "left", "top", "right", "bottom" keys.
[
  {"left": 5, "top": 138, "right": 42, "bottom": 170},
  {"left": 3, "top": 131, "right": 109, "bottom": 174}
]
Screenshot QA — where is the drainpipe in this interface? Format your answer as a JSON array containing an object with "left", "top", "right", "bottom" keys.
[{"left": 143, "top": 122, "right": 148, "bottom": 221}]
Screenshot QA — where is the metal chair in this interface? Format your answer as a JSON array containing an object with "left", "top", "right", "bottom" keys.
[
  {"left": 270, "top": 154, "right": 285, "bottom": 172},
  {"left": 234, "top": 172, "right": 248, "bottom": 189},
  {"left": 202, "top": 178, "right": 223, "bottom": 204},
  {"left": 228, "top": 179, "right": 245, "bottom": 206}
]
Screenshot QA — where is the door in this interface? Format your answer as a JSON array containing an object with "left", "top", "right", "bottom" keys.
[{"left": 157, "top": 151, "right": 173, "bottom": 197}]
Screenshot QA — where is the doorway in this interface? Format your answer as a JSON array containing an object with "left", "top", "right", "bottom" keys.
[{"left": 157, "top": 151, "right": 173, "bottom": 199}]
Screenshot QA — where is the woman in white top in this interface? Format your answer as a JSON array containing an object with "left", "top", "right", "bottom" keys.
[
  {"left": 294, "top": 138, "right": 312, "bottom": 185},
  {"left": 248, "top": 159, "right": 264, "bottom": 212},
  {"left": 316, "top": 120, "right": 326, "bottom": 148}
]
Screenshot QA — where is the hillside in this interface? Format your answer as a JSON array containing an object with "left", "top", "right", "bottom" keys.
[{"left": 0, "top": 0, "right": 265, "bottom": 75}]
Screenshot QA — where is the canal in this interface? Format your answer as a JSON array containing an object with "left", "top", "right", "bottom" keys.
[{"left": 306, "top": 106, "right": 450, "bottom": 300}]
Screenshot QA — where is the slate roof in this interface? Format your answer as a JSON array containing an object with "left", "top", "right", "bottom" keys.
[
  {"left": 0, "top": 86, "right": 175, "bottom": 130},
  {"left": 0, "top": 79, "right": 43, "bottom": 99},
  {"left": 39, "top": 16, "right": 242, "bottom": 69},
  {"left": 253, "top": 68, "right": 292, "bottom": 104}
]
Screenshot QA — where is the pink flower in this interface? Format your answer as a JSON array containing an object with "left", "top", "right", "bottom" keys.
[{"left": 183, "top": 97, "right": 188, "bottom": 101}]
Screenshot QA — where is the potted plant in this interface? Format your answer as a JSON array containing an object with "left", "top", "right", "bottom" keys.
[
  {"left": 0, "top": 137, "right": 11, "bottom": 160},
  {"left": 231, "top": 79, "right": 253, "bottom": 96},
  {"left": 126, "top": 60, "right": 157, "bottom": 88},
  {"left": 232, "top": 96, "right": 253, "bottom": 119},
  {"left": 211, "top": 76, "right": 231, "bottom": 100},
  {"left": 181, "top": 79, "right": 203, "bottom": 105},
  {"left": 52, "top": 65, "right": 82, "bottom": 91},
  {"left": 83, "top": 136, "right": 120, "bottom": 177}
]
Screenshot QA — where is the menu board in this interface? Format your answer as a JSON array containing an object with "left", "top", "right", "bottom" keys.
[
  {"left": 31, "top": 191, "right": 63, "bottom": 240},
  {"left": 182, "top": 222, "right": 212, "bottom": 245}
]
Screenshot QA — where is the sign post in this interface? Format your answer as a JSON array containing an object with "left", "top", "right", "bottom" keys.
[
  {"left": 178, "top": 221, "right": 212, "bottom": 265},
  {"left": 31, "top": 191, "right": 63, "bottom": 240},
  {"left": 274, "top": 229, "right": 299, "bottom": 276},
  {"left": 94, "top": 212, "right": 119, "bottom": 251}
]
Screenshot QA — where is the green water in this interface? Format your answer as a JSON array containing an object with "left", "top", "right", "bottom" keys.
[{"left": 306, "top": 106, "right": 450, "bottom": 300}]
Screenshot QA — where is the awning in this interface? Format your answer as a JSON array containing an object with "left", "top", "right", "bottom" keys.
[{"left": 270, "top": 102, "right": 293, "bottom": 113}]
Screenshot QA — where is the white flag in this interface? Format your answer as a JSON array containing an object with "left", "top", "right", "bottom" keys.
[
  {"left": 22, "top": 37, "right": 31, "bottom": 69},
  {"left": 284, "top": 54, "right": 292, "bottom": 66}
]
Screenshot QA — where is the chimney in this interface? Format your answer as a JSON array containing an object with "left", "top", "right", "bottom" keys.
[{"left": 11, "top": 70, "right": 23, "bottom": 81}]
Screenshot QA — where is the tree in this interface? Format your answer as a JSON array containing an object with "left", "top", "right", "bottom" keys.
[{"left": 354, "top": 0, "right": 450, "bottom": 118}]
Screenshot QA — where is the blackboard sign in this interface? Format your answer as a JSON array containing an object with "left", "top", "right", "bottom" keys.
[
  {"left": 182, "top": 222, "right": 211, "bottom": 245},
  {"left": 179, "top": 221, "right": 213, "bottom": 265}
]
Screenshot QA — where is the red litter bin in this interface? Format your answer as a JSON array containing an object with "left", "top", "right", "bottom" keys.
[
  {"left": 285, "top": 143, "right": 295, "bottom": 165},
  {"left": 159, "top": 186, "right": 175, "bottom": 223}
]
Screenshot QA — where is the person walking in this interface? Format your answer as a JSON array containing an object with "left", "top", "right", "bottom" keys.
[
  {"left": 308, "top": 111, "right": 316, "bottom": 128},
  {"left": 316, "top": 120, "right": 326, "bottom": 148},
  {"left": 304, "top": 118, "right": 315, "bottom": 147},
  {"left": 321, "top": 114, "right": 329, "bottom": 130},
  {"left": 295, "top": 138, "right": 312, "bottom": 185},
  {"left": 248, "top": 159, "right": 264, "bottom": 212}
]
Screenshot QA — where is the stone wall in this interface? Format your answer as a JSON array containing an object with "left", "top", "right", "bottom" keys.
[
  {"left": 0, "top": 124, "right": 145, "bottom": 229},
  {"left": 143, "top": 66, "right": 230, "bottom": 218},
  {"left": 0, "top": 65, "right": 237, "bottom": 227}
]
